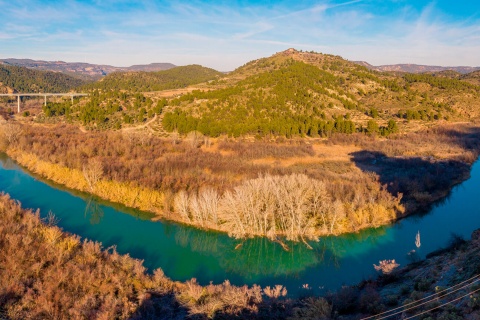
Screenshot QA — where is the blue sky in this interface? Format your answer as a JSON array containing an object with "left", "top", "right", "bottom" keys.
[{"left": 0, "top": 0, "right": 479, "bottom": 70}]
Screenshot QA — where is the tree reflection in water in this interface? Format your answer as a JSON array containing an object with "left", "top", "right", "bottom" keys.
[
  {"left": 172, "top": 224, "right": 391, "bottom": 278},
  {"left": 0, "top": 153, "right": 16, "bottom": 170},
  {"left": 84, "top": 196, "right": 104, "bottom": 225}
]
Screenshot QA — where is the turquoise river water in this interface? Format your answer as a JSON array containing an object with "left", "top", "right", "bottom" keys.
[{"left": 1, "top": 153, "right": 480, "bottom": 296}]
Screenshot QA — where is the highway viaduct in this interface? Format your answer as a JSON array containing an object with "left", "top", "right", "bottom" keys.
[{"left": 0, "top": 93, "right": 89, "bottom": 113}]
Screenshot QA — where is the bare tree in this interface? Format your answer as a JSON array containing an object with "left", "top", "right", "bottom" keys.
[
  {"left": 329, "top": 200, "right": 345, "bottom": 234},
  {"left": 203, "top": 136, "right": 211, "bottom": 148},
  {"left": 171, "top": 130, "right": 180, "bottom": 145},
  {"left": 122, "top": 131, "right": 136, "bottom": 144},
  {"left": 186, "top": 131, "right": 203, "bottom": 148},
  {"left": 83, "top": 158, "right": 104, "bottom": 191},
  {"left": 123, "top": 131, "right": 150, "bottom": 146},
  {"left": 0, "top": 122, "right": 22, "bottom": 146},
  {"left": 189, "top": 189, "right": 219, "bottom": 227},
  {"left": 174, "top": 190, "right": 191, "bottom": 222},
  {"left": 263, "top": 285, "right": 287, "bottom": 299},
  {"left": 198, "top": 188, "right": 220, "bottom": 225}
]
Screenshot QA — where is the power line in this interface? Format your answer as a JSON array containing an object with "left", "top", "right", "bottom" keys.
[
  {"left": 403, "top": 286, "right": 480, "bottom": 320},
  {"left": 373, "top": 277, "right": 479, "bottom": 320},
  {"left": 361, "top": 273, "right": 480, "bottom": 320}
]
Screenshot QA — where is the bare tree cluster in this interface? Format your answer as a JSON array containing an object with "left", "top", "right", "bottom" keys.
[
  {"left": 221, "top": 174, "right": 331, "bottom": 241},
  {"left": 174, "top": 187, "right": 220, "bottom": 227},
  {"left": 373, "top": 259, "right": 400, "bottom": 274},
  {"left": 174, "top": 173, "right": 400, "bottom": 241},
  {"left": 122, "top": 131, "right": 151, "bottom": 146}
]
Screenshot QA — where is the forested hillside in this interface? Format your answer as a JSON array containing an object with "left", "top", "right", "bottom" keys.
[
  {"left": 160, "top": 49, "right": 480, "bottom": 138},
  {"left": 0, "top": 64, "right": 86, "bottom": 93},
  {"left": 83, "top": 65, "right": 223, "bottom": 92},
  {"left": 34, "top": 49, "right": 480, "bottom": 136}
]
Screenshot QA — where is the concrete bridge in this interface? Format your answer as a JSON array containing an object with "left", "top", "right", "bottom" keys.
[{"left": 0, "top": 93, "right": 89, "bottom": 113}]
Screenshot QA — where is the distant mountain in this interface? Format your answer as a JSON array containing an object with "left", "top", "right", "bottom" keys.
[
  {"left": 0, "top": 59, "right": 176, "bottom": 80},
  {"left": 84, "top": 65, "right": 223, "bottom": 92},
  {"left": 127, "top": 63, "right": 176, "bottom": 72},
  {"left": 0, "top": 64, "right": 86, "bottom": 93},
  {"left": 461, "top": 70, "right": 480, "bottom": 86},
  {"left": 354, "top": 61, "right": 480, "bottom": 74}
]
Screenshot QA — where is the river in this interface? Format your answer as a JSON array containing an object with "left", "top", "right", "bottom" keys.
[{"left": 1, "top": 153, "right": 480, "bottom": 296}]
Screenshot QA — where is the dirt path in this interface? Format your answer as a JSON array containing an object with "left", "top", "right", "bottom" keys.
[{"left": 121, "top": 114, "right": 158, "bottom": 132}]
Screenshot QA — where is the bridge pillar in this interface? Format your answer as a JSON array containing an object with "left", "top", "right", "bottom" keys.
[
  {"left": 71, "top": 95, "right": 74, "bottom": 104},
  {"left": 44, "top": 95, "right": 47, "bottom": 107},
  {"left": 17, "top": 95, "right": 20, "bottom": 113}
]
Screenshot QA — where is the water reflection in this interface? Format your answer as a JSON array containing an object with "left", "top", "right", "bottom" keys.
[
  {"left": 0, "top": 153, "right": 15, "bottom": 169},
  {"left": 314, "top": 226, "right": 389, "bottom": 260},
  {"left": 169, "top": 224, "right": 394, "bottom": 279},
  {"left": 223, "top": 238, "right": 319, "bottom": 277},
  {"left": 84, "top": 196, "right": 104, "bottom": 225},
  {"left": 174, "top": 226, "right": 223, "bottom": 254}
]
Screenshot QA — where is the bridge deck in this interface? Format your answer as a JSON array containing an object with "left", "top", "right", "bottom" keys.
[
  {"left": 0, "top": 93, "right": 89, "bottom": 113},
  {"left": 0, "top": 93, "right": 88, "bottom": 97}
]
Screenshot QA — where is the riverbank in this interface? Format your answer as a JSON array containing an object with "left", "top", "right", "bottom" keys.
[
  {"left": 7, "top": 149, "right": 165, "bottom": 215},
  {"left": 0, "top": 193, "right": 286, "bottom": 319},
  {"left": 329, "top": 229, "right": 480, "bottom": 319},
  {"left": 5, "top": 147, "right": 402, "bottom": 242},
  {"left": 2, "top": 191, "right": 480, "bottom": 319},
  {"left": 3, "top": 122, "right": 480, "bottom": 242}
]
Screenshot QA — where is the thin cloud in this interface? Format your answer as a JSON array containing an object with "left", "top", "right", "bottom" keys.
[
  {"left": 233, "top": 22, "right": 274, "bottom": 40},
  {"left": 0, "top": 0, "right": 479, "bottom": 69}
]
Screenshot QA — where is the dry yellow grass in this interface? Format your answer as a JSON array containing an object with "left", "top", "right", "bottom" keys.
[
  {"left": 9, "top": 150, "right": 165, "bottom": 215},
  {"left": 249, "top": 143, "right": 360, "bottom": 167}
]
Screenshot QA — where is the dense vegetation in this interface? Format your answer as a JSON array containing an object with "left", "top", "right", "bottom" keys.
[
  {"left": 41, "top": 90, "right": 164, "bottom": 130},
  {"left": 403, "top": 73, "right": 479, "bottom": 91},
  {"left": 3, "top": 122, "right": 479, "bottom": 241},
  {"left": 0, "top": 64, "right": 86, "bottom": 93},
  {"left": 2, "top": 50, "right": 480, "bottom": 240},
  {"left": 27, "top": 50, "right": 480, "bottom": 139},
  {"left": 162, "top": 60, "right": 395, "bottom": 137},
  {"left": 159, "top": 51, "right": 479, "bottom": 138},
  {"left": 83, "top": 65, "right": 222, "bottom": 92}
]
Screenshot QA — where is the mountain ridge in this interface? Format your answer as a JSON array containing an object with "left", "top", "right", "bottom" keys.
[
  {"left": 354, "top": 60, "right": 480, "bottom": 74},
  {"left": 4, "top": 53, "right": 480, "bottom": 80},
  {"left": 0, "top": 58, "right": 176, "bottom": 80}
]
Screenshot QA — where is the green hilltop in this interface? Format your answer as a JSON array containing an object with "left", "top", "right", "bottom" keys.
[
  {"left": 83, "top": 64, "right": 223, "bottom": 92},
  {"left": 161, "top": 49, "right": 480, "bottom": 137},
  {"left": 0, "top": 64, "right": 86, "bottom": 93}
]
